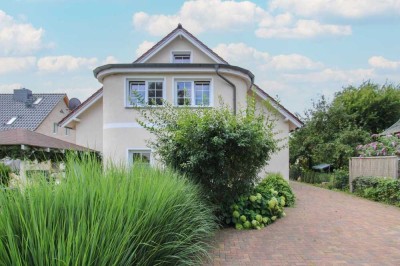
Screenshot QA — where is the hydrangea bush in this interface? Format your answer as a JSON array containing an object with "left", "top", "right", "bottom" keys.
[
  {"left": 228, "top": 188, "right": 286, "bottom": 230},
  {"left": 356, "top": 134, "right": 400, "bottom": 157}
]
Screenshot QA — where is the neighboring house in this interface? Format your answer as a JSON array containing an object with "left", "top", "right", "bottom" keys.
[
  {"left": 0, "top": 88, "right": 76, "bottom": 143},
  {"left": 60, "top": 24, "right": 302, "bottom": 179},
  {"left": 381, "top": 118, "right": 400, "bottom": 136}
]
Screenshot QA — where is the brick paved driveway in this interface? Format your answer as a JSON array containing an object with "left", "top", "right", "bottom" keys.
[{"left": 210, "top": 181, "right": 400, "bottom": 265}]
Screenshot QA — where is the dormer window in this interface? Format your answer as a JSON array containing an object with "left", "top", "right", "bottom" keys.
[
  {"left": 33, "top": 97, "right": 43, "bottom": 104},
  {"left": 172, "top": 51, "right": 191, "bottom": 63},
  {"left": 6, "top": 117, "right": 17, "bottom": 125}
]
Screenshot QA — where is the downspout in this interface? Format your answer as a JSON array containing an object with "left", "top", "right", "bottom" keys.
[
  {"left": 215, "top": 65, "right": 255, "bottom": 115},
  {"left": 215, "top": 65, "right": 237, "bottom": 115}
]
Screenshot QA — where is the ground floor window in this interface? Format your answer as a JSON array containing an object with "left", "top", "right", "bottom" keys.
[{"left": 128, "top": 149, "right": 151, "bottom": 166}]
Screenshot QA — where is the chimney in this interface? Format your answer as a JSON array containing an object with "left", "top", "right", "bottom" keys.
[{"left": 13, "top": 88, "right": 33, "bottom": 103}]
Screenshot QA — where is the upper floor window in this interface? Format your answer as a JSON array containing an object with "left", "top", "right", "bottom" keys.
[
  {"left": 33, "top": 97, "right": 43, "bottom": 105},
  {"left": 127, "top": 80, "right": 164, "bottom": 106},
  {"left": 175, "top": 80, "right": 211, "bottom": 106},
  {"left": 6, "top": 117, "right": 17, "bottom": 125},
  {"left": 172, "top": 52, "right": 191, "bottom": 63}
]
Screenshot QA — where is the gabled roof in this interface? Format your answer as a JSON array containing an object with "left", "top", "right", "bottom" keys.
[
  {"left": 0, "top": 93, "right": 67, "bottom": 131},
  {"left": 134, "top": 24, "right": 228, "bottom": 64},
  {"left": 253, "top": 84, "right": 303, "bottom": 128},
  {"left": 381, "top": 118, "right": 400, "bottom": 135},
  {"left": 59, "top": 87, "right": 103, "bottom": 128},
  {"left": 0, "top": 128, "right": 89, "bottom": 151}
]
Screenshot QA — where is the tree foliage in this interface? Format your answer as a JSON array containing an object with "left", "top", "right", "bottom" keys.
[
  {"left": 290, "top": 82, "right": 400, "bottom": 169},
  {"left": 136, "top": 98, "right": 278, "bottom": 219}
]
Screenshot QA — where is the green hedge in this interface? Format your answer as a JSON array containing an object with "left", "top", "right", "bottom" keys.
[
  {"left": 290, "top": 166, "right": 349, "bottom": 190},
  {"left": 352, "top": 176, "right": 400, "bottom": 207},
  {"left": 0, "top": 154, "right": 217, "bottom": 265}
]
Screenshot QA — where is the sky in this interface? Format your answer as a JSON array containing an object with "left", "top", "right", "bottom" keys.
[{"left": 1, "top": 0, "right": 400, "bottom": 115}]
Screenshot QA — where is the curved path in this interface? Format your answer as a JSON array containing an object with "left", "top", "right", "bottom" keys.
[{"left": 210, "top": 181, "right": 400, "bottom": 265}]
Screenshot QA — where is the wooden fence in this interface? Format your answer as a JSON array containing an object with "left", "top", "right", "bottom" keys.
[{"left": 349, "top": 156, "right": 399, "bottom": 191}]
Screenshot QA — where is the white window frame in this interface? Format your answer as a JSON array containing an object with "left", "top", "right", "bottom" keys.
[
  {"left": 6, "top": 117, "right": 17, "bottom": 125},
  {"left": 65, "top": 127, "right": 70, "bottom": 136},
  {"left": 173, "top": 77, "right": 213, "bottom": 107},
  {"left": 171, "top": 51, "right": 192, "bottom": 63},
  {"left": 127, "top": 148, "right": 152, "bottom": 167},
  {"left": 125, "top": 77, "right": 166, "bottom": 107}
]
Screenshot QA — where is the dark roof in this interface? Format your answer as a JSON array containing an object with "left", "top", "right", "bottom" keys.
[
  {"left": 93, "top": 63, "right": 254, "bottom": 80},
  {"left": 134, "top": 24, "right": 228, "bottom": 64},
  {"left": 253, "top": 84, "right": 303, "bottom": 127},
  {"left": 0, "top": 128, "right": 89, "bottom": 151},
  {"left": 0, "top": 93, "right": 66, "bottom": 131},
  {"left": 312, "top": 163, "right": 332, "bottom": 170},
  {"left": 381, "top": 118, "right": 400, "bottom": 135},
  {"left": 59, "top": 87, "right": 103, "bottom": 127}
]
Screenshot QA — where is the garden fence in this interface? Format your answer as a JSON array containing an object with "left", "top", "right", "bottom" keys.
[{"left": 349, "top": 156, "right": 399, "bottom": 191}]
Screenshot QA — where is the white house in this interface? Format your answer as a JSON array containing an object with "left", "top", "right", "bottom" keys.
[{"left": 59, "top": 24, "right": 302, "bottom": 179}]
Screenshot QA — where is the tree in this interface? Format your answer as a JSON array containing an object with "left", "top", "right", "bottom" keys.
[
  {"left": 136, "top": 98, "right": 278, "bottom": 219},
  {"left": 290, "top": 82, "right": 400, "bottom": 170}
]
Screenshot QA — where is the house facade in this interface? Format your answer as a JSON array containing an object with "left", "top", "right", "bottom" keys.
[
  {"left": 0, "top": 88, "right": 76, "bottom": 143},
  {"left": 60, "top": 24, "right": 302, "bottom": 179}
]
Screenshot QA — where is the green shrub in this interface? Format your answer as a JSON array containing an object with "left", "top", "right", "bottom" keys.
[
  {"left": 137, "top": 98, "right": 278, "bottom": 220},
  {"left": 0, "top": 154, "right": 217, "bottom": 265},
  {"left": 352, "top": 176, "right": 400, "bottom": 207},
  {"left": 0, "top": 163, "right": 11, "bottom": 186},
  {"left": 330, "top": 170, "right": 349, "bottom": 190},
  {"left": 227, "top": 188, "right": 285, "bottom": 230},
  {"left": 256, "top": 173, "right": 295, "bottom": 207}
]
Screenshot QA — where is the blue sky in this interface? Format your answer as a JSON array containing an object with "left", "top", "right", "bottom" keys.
[{"left": 1, "top": 0, "right": 400, "bottom": 114}]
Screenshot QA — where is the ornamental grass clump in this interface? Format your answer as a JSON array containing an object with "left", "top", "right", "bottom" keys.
[{"left": 0, "top": 154, "right": 216, "bottom": 265}]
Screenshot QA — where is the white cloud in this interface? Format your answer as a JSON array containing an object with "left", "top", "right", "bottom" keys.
[
  {"left": 0, "top": 83, "right": 23, "bottom": 93},
  {"left": 102, "top": 56, "right": 118, "bottom": 64},
  {"left": 256, "top": 19, "right": 351, "bottom": 38},
  {"left": 283, "top": 68, "right": 375, "bottom": 83},
  {"left": 0, "top": 10, "right": 44, "bottom": 55},
  {"left": 37, "top": 55, "right": 98, "bottom": 72},
  {"left": 132, "top": 1, "right": 352, "bottom": 39},
  {"left": 269, "top": 0, "right": 400, "bottom": 18},
  {"left": 0, "top": 56, "right": 36, "bottom": 74},
  {"left": 368, "top": 56, "right": 400, "bottom": 69},
  {"left": 213, "top": 43, "right": 322, "bottom": 70},
  {"left": 135, "top": 41, "right": 155, "bottom": 57},
  {"left": 269, "top": 54, "right": 323, "bottom": 70},
  {"left": 133, "top": 0, "right": 267, "bottom": 36},
  {"left": 213, "top": 43, "right": 269, "bottom": 66}
]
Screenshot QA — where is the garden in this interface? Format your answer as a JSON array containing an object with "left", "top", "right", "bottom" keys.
[
  {"left": 290, "top": 82, "right": 400, "bottom": 207},
  {"left": 0, "top": 96, "right": 295, "bottom": 265}
]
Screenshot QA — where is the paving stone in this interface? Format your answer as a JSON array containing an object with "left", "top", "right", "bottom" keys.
[{"left": 208, "top": 182, "right": 400, "bottom": 265}]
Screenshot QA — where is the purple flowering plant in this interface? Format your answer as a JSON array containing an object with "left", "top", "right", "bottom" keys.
[{"left": 356, "top": 133, "right": 400, "bottom": 157}]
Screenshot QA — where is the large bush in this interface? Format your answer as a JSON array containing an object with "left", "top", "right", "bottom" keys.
[
  {"left": 256, "top": 173, "right": 295, "bottom": 207},
  {"left": 138, "top": 98, "right": 278, "bottom": 219},
  {"left": 356, "top": 134, "right": 400, "bottom": 157},
  {"left": 0, "top": 155, "right": 216, "bottom": 265},
  {"left": 352, "top": 176, "right": 400, "bottom": 207},
  {"left": 0, "top": 163, "right": 11, "bottom": 186}
]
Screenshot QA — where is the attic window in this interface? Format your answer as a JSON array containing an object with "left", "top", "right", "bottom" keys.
[
  {"left": 172, "top": 52, "right": 191, "bottom": 63},
  {"left": 6, "top": 117, "right": 17, "bottom": 125},
  {"left": 33, "top": 97, "right": 43, "bottom": 104}
]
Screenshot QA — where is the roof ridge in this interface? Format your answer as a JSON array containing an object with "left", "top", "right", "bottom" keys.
[{"left": 133, "top": 24, "right": 228, "bottom": 64}]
